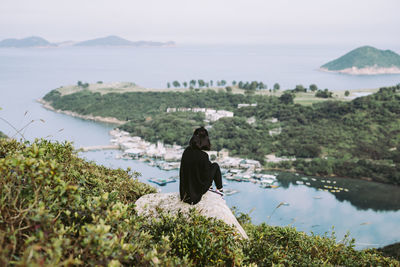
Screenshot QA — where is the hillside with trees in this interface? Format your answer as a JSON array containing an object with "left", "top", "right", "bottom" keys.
[
  {"left": 0, "top": 138, "right": 397, "bottom": 266},
  {"left": 42, "top": 84, "right": 400, "bottom": 185}
]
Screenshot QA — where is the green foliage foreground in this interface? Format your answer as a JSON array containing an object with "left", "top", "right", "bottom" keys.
[{"left": 0, "top": 139, "right": 398, "bottom": 266}]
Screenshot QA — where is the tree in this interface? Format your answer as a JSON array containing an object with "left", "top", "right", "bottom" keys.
[
  {"left": 232, "top": 80, "right": 237, "bottom": 86},
  {"left": 279, "top": 92, "right": 295, "bottom": 104},
  {"left": 172, "top": 81, "right": 181, "bottom": 88},
  {"left": 345, "top": 90, "right": 350, "bottom": 97},
  {"left": 220, "top": 80, "right": 227, "bottom": 86},
  {"left": 315, "top": 89, "right": 333, "bottom": 98},
  {"left": 273, "top": 83, "right": 280, "bottom": 92},
  {"left": 183, "top": 82, "right": 188, "bottom": 88},
  {"left": 198, "top": 80, "right": 205, "bottom": 88},
  {"left": 294, "top": 84, "right": 306, "bottom": 93},
  {"left": 309, "top": 84, "right": 318, "bottom": 92},
  {"left": 225, "top": 86, "right": 232, "bottom": 93},
  {"left": 190, "top": 80, "right": 196, "bottom": 87},
  {"left": 210, "top": 80, "right": 213, "bottom": 86},
  {"left": 77, "top": 81, "right": 83, "bottom": 87},
  {"left": 167, "top": 82, "right": 171, "bottom": 88},
  {"left": 248, "top": 81, "right": 257, "bottom": 91}
]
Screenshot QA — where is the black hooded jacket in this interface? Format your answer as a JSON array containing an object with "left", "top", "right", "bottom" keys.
[{"left": 179, "top": 146, "right": 212, "bottom": 204}]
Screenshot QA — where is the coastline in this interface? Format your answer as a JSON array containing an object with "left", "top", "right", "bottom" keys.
[
  {"left": 320, "top": 66, "right": 400, "bottom": 75},
  {"left": 37, "top": 98, "right": 126, "bottom": 125}
]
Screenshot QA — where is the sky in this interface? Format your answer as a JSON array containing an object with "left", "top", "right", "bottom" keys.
[{"left": 0, "top": 0, "right": 399, "bottom": 45}]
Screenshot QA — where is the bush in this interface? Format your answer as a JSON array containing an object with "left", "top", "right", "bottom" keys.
[{"left": 242, "top": 223, "right": 397, "bottom": 266}]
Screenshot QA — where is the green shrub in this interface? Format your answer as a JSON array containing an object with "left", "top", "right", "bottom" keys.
[{"left": 242, "top": 223, "right": 397, "bottom": 266}]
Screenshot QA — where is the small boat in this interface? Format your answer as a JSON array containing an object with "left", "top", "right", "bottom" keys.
[
  {"left": 261, "top": 174, "right": 277, "bottom": 180},
  {"left": 260, "top": 178, "right": 277, "bottom": 188},
  {"left": 224, "top": 188, "right": 239, "bottom": 196},
  {"left": 148, "top": 177, "right": 176, "bottom": 186}
]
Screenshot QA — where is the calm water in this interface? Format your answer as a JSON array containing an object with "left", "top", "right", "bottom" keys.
[{"left": 0, "top": 45, "right": 399, "bottom": 249}]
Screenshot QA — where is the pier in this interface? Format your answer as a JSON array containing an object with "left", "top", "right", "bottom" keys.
[{"left": 79, "top": 145, "right": 120, "bottom": 152}]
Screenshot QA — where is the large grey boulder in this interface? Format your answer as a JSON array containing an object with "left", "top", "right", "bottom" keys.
[{"left": 135, "top": 191, "right": 248, "bottom": 239}]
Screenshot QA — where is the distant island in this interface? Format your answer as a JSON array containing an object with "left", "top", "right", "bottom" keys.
[
  {"left": 320, "top": 46, "right": 400, "bottom": 75},
  {"left": 74, "top": 35, "right": 175, "bottom": 47},
  {"left": 0, "top": 36, "right": 55, "bottom": 48},
  {"left": 0, "top": 35, "right": 175, "bottom": 48}
]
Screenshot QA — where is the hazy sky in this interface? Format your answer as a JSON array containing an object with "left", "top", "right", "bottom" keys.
[{"left": 1, "top": 0, "right": 399, "bottom": 45}]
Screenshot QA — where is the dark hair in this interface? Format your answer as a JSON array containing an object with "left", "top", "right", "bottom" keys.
[{"left": 189, "top": 127, "right": 211, "bottom": 151}]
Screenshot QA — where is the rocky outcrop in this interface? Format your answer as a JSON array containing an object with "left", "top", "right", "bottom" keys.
[{"left": 135, "top": 191, "right": 248, "bottom": 239}]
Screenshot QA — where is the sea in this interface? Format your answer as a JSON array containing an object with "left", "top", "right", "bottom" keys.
[{"left": 0, "top": 44, "right": 399, "bottom": 249}]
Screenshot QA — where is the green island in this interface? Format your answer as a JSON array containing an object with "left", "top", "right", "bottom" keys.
[
  {"left": 42, "top": 82, "right": 400, "bottom": 186},
  {"left": 321, "top": 46, "right": 400, "bottom": 75},
  {"left": 1, "top": 138, "right": 398, "bottom": 265}
]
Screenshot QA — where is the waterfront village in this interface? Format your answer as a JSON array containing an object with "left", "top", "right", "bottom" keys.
[
  {"left": 110, "top": 127, "right": 279, "bottom": 195},
  {"left": 104, "top": 106, "right": 294, "bottom": 194},
  {"left": 108, "top": 128, "right": 350, "bottom": 195}
]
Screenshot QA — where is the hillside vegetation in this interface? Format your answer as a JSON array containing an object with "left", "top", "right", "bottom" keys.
[
  {"left": 0, "top": 131, "right": 7, "bottom": 138},
  {"left": 43, "top": 85, "right": 400, "bottom": 185},
  {"left": 0, "top": 138, "right": 398, "bottom": 266},
  {"left": 321, "top": 46, "right": 400, "bottom": 70}
]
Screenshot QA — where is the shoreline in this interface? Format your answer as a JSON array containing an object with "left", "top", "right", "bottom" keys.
[
  {"left": 320, "top": 66, "right": 400, "bottom": 75},
  {"left": 37, "top": 99, "right": 126, "bottom": 125}
]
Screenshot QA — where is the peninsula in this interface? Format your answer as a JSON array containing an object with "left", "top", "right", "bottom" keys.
[
  {"left": 41, "top": 81, "right": 400, "bottom": 185},
  {"left": 320, "top": 46, "right": 400, "bottom": 75}
]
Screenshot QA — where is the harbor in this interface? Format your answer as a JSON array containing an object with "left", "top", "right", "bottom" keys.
[{"left": 106, "top": 128, "right": 281, "bottom": 192}]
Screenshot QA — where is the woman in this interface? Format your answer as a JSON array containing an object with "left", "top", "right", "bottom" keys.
[{"left": 179, "top": 127, "right": 223, "bottom": 204}]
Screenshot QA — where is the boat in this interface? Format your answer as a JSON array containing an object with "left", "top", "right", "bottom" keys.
[
  {"left": 260, "top": 178, "right": 277, "bottom": 188},
  {"left": 148, "top": 177, "right": 176, "bottom": 186},
  {"left": 224, "top": 188, "right": 239, "bottom": 196}
]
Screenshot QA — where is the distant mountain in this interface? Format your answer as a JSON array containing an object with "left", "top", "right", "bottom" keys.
[
  {"left": 0, "top": 36, "right": 54, "bottom": 48},
  {"left": 74, "top": 35, "right": 175, "bottom": 47},
  {"left": 321, "top": 46, "right": 400, "bottom": 75},
  {"left": 74, "top": 35, "right": 134, "bottom": 46}
]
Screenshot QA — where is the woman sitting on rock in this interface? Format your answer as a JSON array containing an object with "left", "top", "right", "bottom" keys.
[{"left": 179, "top": 127, "right": 223, "bottom": 205}]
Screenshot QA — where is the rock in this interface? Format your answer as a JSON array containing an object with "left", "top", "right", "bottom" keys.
[{"left": 135, "top": 191, "right": 248, "bottom": 239}]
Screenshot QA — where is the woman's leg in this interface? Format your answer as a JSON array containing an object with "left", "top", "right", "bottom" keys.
[{"left": 210, "top": 162, "right": 223, "bottom": 190}]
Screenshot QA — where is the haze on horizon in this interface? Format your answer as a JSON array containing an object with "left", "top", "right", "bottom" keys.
[{"left": 0, "top": 0, "right": 399, "bottom": 47}]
